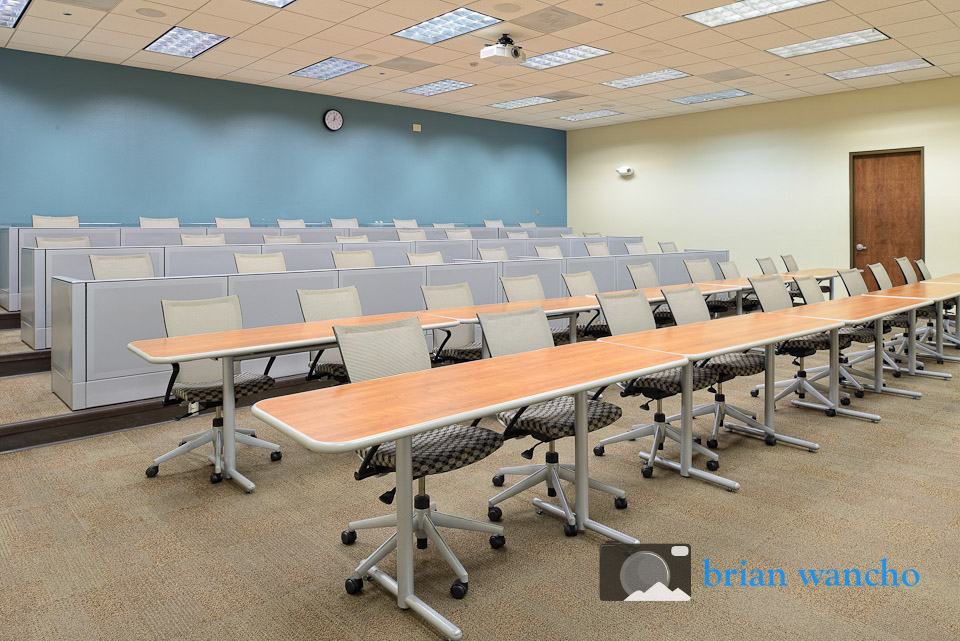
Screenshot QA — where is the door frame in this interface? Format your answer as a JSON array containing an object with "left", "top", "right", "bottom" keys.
[{"left": 848, "top": 146, "right": 924, "bottom": 268}]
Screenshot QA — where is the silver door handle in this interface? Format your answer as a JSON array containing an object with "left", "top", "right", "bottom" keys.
[{"left": 856, "top": 243, "right": 867, "bottom": 251}]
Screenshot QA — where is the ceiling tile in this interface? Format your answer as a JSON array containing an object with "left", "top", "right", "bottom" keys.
[
  {"left": 285, "top": 0, "right": 367, "bottom": 23},
  {"left": 16, "top": 15, "right": 92, "bottom": 39},
  {"left": 238, "top": 25, "right": 306, "bottom": 48},
  {"left": 24, "top": 0, "right": 106, "bottom": 27},
  {"left": 599, "top": 4, "right": 674, "bottom": 31},
  {"left": 257, "top": 11, "right": 333, "bottom": 37},
  {"left": 178, "top": 13, "right": 252, "bottom": 38},
  {"left": 196, "top": 0, "right": 278, "bottom": 25}
]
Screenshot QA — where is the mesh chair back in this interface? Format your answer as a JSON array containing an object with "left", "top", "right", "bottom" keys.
[
  {"left": 478, "top": 247, "right": 509, "bottom": 261},
  {"left": 139, "top": 217, "right": 179, "bottom": 228},
  {"left": 181, "top": 234, "right": 225, "bottom": 246},
  {"left": 597, "top": 291, "right": 655, "bottom": 335},
  {"left": 332, "top": 250, "right": 375, "bottom": 269},
  {"left": 397, "top": 229, "right": 427, "bottom": 241},
  {"left": 748, "top": 275, "right": 793, "bottom": 312},
  {"left": 484, "top": 219, "right": 504, "bottom": 228},
  {"left": 89, "top": 254, "right": 155, "bottom": 280},
  {"left": 235, "top": 252, "right": 286, "bottom": 274},
  {"left": 658, "top": 241, "right": 678, "bottom": 252},
  {"left": 782, "top": 254, "right": 800, "bottom": 272},
  {"left": 914, "top": 259, "right": 932, "bottom": 280},
  {"left": 838, "top": 268, "right": 869, "bottom": 296},
  {"left": 215, "top": 217, "right": 250, "bottom": 228},
  {"left": 263, "top": 235, "right": 300, "bottom": 244},
  {"left": 867, "top": 263, "right": 893, "bottom": 290},
  {"left": 561, "top": 234, "right": 581, "bottom": 238},
  {"left": 298, "top": 285, "right": 363, "bottom": 322},
  {"left": 624, "top": 242, "right": 647, "bottom": 255},
  {"left": 506, "top": 231, "right": 528, "bottom": 239},
  {"left": 627, "top": 262, "right": 659, "bottom": 289},
  {"left": 36, "top": 236, "right": 91, "bottom": 248},
  {"left": 334, "top": 317, "right": 432, "bottom": 383},
  {"left": 338, "top": 235, "right": 368, "bottom": 243},
  {"left": 585, "top": 242, "right": 610, "bottom": 257},
  {"left": 518, "top": 222, "right": 536, "bottom": 228},
  {"left": 477, "top": 306, "right": 554, "bottom": 357},
  {"left": 161, "top": 295, "right": 242, "bottom": 383},
  {"left": 535, "top": 245, "right": 563, "bottom": 258},
  {"left": 757, "top": 257, "right": 779, "bottom": 275},
  {"left": 894, "top": 257, "right": 918, "bottom": 284},
  {"left": 277, "top": 219, "right": 305, "bottom": 228},
  {"left": 501, "top": 274, "right": 546, "bottom": 302},
  {"left": 445, "top": 229, "right": 472, "bottom": 239},
  {"left": 331, "top": 218, "right": 359, "bottom": 228},
  {"left": 684, "top": 258, "right": 716, "bottom": 283},
  {"left": 33, "top": 215, "right": 80, "bottom": 228},
  {"left": 433, "top": 223, "right": 455, "bottom": 228},
  {"left": 562, "top": 271, "right": 599, "bottom": 296},
  {"left": 583, "top": 232, "right": 602, "bottom": 238},
  {"left": 662, "top": 285, "right": 711, "bottom": 325},
  {"left": 393, "top": 218, "right": 418, "bottom": 228},
  {"left": 793, "top": 275, "right": 824, "bottom": 304},
  {"left": 421, "top": 282, "right": 475, "bottom": 349},
  {"left": 407, "top": 252, "right": 443, "bottom": 265},
  {"left": 718, "top": 261, "right": 741, "bottom": 279}
]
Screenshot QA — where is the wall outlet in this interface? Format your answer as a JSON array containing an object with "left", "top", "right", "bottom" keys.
[{"left": 412, "top": 124, "right": 421, "bottom": 132}]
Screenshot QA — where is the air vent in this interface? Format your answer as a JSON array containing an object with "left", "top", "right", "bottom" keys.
[
  {"left": 699, "top": 68, "right": 756, "bottom": 82},
  {"left": 378, "top": 57, "right": 437, "bottom": 72},
  {"left": 539, "top": 91, "right": 587, "bottom": 101},
  {"left": 513, "top": 7, "right": 589, "bottom": 33}
]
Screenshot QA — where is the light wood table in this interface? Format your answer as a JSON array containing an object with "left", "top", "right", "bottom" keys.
[
  {"left": 784, "top": 268, "right": 841, "bottom": 298},
  {"left": 925, "top": 273, "right": 960, "bottom": 284},
  {"left": 129, "top": 312, "right": 459, "bottom": 493},
  {"left": 599, "top": 313, "right": 843, "bottom": 491},
  {"left": 604, "top": 282, "right": 742, "bottom": 301},
  {"left": 252, "top": 340, "right": 687, "bottom": 640},
  {"left": 868, "top": 281, "right": 960, "bottom": 373}
]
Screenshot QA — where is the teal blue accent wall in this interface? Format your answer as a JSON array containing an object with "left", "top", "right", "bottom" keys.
[{"left": 0, "top": 49, "right": 566, "bottom": 226}]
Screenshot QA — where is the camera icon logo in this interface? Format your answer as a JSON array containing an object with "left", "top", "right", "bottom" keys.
[{"left": 599, "top": 543, "right": 692, "bottom": 601}]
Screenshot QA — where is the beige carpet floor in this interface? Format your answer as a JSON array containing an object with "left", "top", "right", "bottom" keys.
[
  {"left": 1, "top": 351, "right": 958, "bottom": 641},
  {"left": 0, "top": 372, "right": 71, "bottom": 422},
  {"left": 0, "top": 328, "right": 32, "bottom": 355}
]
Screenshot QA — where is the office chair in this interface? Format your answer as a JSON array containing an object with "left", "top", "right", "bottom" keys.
[
  {"left": 781, "top": 254, "right": 800, "bottom": 272},
  {"left": 518, "top": 222, "right": 536, "bottom": 228},
  {"left": 234, "top": 252, "right": 286, "bottom": 274},
  {"left": 332, "top": 250, "right": 375, "bottom": 269},
  {"left": 592, "top": 290, "right": 720, "bottom": 474},
  {"left": 500, "top": 274, "right": 569, "bottom": 344},
  {"left": 330, "top": 218, "right": 359, "bottom": 228},
  {"left": 421, "top": 282, "right": 481, "bottom": 362},
  {"left": 407, "top": 251, "right": 444, "bottom": 265},
  {"left": 277, "top": 219, "right": 305, "bottom": 228},
  {"left": 758, "top": 256, "right": 801, "bottom": 298},
  {"left": 89, "top": 253, "right": 155, "bottom": 280},
  {"left": 263, "top": 234, "right": 300, "bottom": 244},
  {"left": 626, "top": 262, "right": 673, "bottom": 326},
  {"left": 658, "top": 241, "right": 678, "bottom": 253},
  {"left": 683, "top": 258, "right": 737, "bottom": 315},
  {"left": 215, "top": 217, "right": 250, "bottom": 228},
  {"left": 140, "top": 217, "right": 179, "bottom": 228},
  {"left": 335, "top": 317, "right": 505, "bottom": 598},
  {"left": 397, "top": 229, "right": 427, "bottom": 241},
  {"left": 337, "top": 235, "right": 368, "bottom": 243},
  {"left": 561, "top": 271, "right": 608, "bottom": 337},
  {"left": 32, "top": 215, "right": 79, "bottom": 227},
  {"left": 913, "top": 259, "right": 958, "bottom": 345},
  {"left": 35, "top": 236, "right": 91, "bottom": 248},
  {"left": 478, "top": 247, "right": 509, "bottom": 261},
  {"left": 393, "top": 218, "right": 418, "bottom": 228},
  {"left": 479, "top": 306, "right": 626, "bottom": 535},
  {"left": 561, "top": 234, "right": 581, "bottom": 238},
  {"left": 869, "top": 262, "right": 941, "bottom": 358},
  {"left": 914, "top": 259, "right": 932, "bottom": 280},
  {"left": 433, "top": 223, "right": 455, "bottom": 228},
  {"left": 624, "top": 242, "right": 647, "bottom": 255},
  {"left": 148, "top": 295, "right": 280, "bottom": 483},
  {"left": 297, "top": 285, "right": 362, "bottom": 383},
  {"left": 484, "top": 219, "right": 504, "bottom": 227},
  {"left": 181, "top": 234, "right": 225, "bottom": 246},
  {"left": 445, "top": 229, "right": 473, "bottom": 240},
  {"left": 583, "top": 232, "right": 602, "bottom": 238},
  {"left": 585, "top": 242, "right": 611, "bottom": 257},
  {"left": 535, "top": 245, "right": 563, "bottom": 258},
  {"left": 717, "top": 261, "right": 761, "bottom": 311},
  {"left": 506, "top": 231, "right": 528, "bottom": 239},
  {"left": 838, "top": 268, "right": 910, "bottom": 377}
]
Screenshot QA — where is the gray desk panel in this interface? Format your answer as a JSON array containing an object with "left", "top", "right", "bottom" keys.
[
  {"left": 218, "top": 229, "right": 276, "bottom": 245},
  {"left": 658, "top": 253, "right": 695, "bottom": 286},
  {"left": 285, "top": 228, "right": 345, "bottom": 242},
  {"left": 500, "top": 258, "right": 564, "bottom": 300},
  {"left": 348, "top": 242, "right": 415, "bottom": 267},
  {"left": 562, "top": 256, "right": 618, "bottom": 293},
  {"left": 164, "top": 245, "right": 261, "bottom": 276},
  {"left": 532, "top": 227, "right": 573, "bottom": 238},
  {"left": 51, "top": 278, "right": 85, "bottom": 409},
  {"left": 0, "top": 228, "right": 12, "bottom": 309},
  {"left": 338, "top": 266, "right": 427, "bottom": 315},
  {"left": 264, "top": 243, "right": 339, "bottom": 271},
  {"left": 425, "top": 262, "right": 500, "bottom": 305},
  {"left": 615, "top": 255, "right": 660, "bottom": 291},
  {"left": 355, "top": 228, "right": 400, "bottom": 242},
  {"left": 477, "top": 239, "right": 526, "bottom": 260},
  {"left": 469, "top": 228, "right": 504, "bottom": 240},
  {"left": 413, "top": 240, "right": 474, "bottom": 263},
  {"left": 526, "top": 238, "right": 572, "bottom": 258},
  {"left": 604, "top": 236, "right": 645, "bottom": 255},
  {"left": 120, "top": 228, "right": 191, "bottom": 246},
  {"left": 423, "top": 228, "right": 448, "bottom": 240}
]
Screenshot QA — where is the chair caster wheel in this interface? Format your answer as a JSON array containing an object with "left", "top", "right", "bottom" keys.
[
  {"left": 178, "top": 441, "right": 186, "bottom": 447},
  {"left": 563, "top": 523, "right": 578, "bottom": 537},
  {"left": 706, "top": 460, "right": 719, "bottom": 471},
  {"left": 488, "top": 506, "right": 502, "bottom": 522},
  {"left": 341, "top": 530, "right": 357, "bottom": 545},
  {"left": 593, "top": 445, "right": 605, "bottom": 456},
  {"left": 707, "top": 439, "right": 718, "bottom": 449},
  {"left": 489, "top": 534, "right": 505, "bottom": 549},
  {"left": 547, "top": 487, "right": 557, "bottom": 497},
  {"left": 840, "top": 398, "right": 851, "bottom": 406},
  {"left": 693, "top": 437, "right": 701, "bottom": 445},
  {"left": 825, "top": 409, "right": 836, "bottom": 417},
  {"left": 417, "top": 537, "right": 428, "bottom": 550},
  {"left": 937, "top": 359, "right": 944, "bottom": 365},
  {"left": 270, "top": 451, "right": 282, "bottom": 462},
  {"left": 641, "top": 466, "right": 653, "bottom": 478},
  {"left": 658, "top": 442, "right": 664, "bottom": 450},
  {"left": 450, "top": 580, "right": 468, "bottom": 599},
  {"left": 764, "top": 435, "right": 777, "bottom": 446},
  {"left": 145, "top": 465, "right": 159, "bottom": 478},
  {"left": 492, "top": 474, "right": 505, "bottom": 487},
  {"left": 893, "top": 371, "right": 901, "bottom": 378},
  {"left": 345, "top": 577, "right": 363, "bottom": 595},
  {"left": 614, "top": 496, "right": 627, "bottom": 510},
  {"left": 750, "top": 389, "right": 759, "bottom": 397},
  {"left": 210, "top": 472, "right": 223, "bottom": 484},
  {"left": 854, "top": 390, "right": 865, "bottom": 398},
  {"left": 917, "top": 364, "right": 924, "bottom": 370}
]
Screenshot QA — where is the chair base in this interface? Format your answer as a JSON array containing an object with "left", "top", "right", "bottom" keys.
[
  {"left": 597, "top": 413, "right": 719, "bottom": 467},
  {"left": 684, "top": 393, "right": 819, "bottom": 451},
  {"left": 766, "top": 370, "right": 881, "bottom": 423}
]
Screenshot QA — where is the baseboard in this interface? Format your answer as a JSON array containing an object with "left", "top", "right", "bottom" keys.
[
  {"left": 0, "top": 311, "right": 20, "bottom": 330},
  {"left": 0, "top": 349, "right": 51, "bottom": 377}
]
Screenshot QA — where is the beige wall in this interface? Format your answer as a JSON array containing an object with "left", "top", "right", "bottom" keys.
[{"left": 567, "top": 76, "right": 960, "bottom": 278}]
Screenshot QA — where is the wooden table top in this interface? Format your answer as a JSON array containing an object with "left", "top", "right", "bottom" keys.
[
  {"left": 251, "top": 341, "right": 687, "bottom": 452},
  {"left": 702, "top": 276, "right": 789, "bottom": 289},
  {"left": 128, "top": 312, "right": 458, "bottom": 364},
  {"left": 925, "top": 274, "right": 960, "bottom": 284},
  {"left": 784, "top": 268, "right": 841, "bottom": 279},
  {"left": 866, "top": 282, "right": 960, "bottom": 302},
  {"left": 598, "top": 312, "right": 843, "bottom": 360},
  {"left": 603, "top": 283, "right": 740, "bottom": 302},
  {"left": 426, "top": 296, "right": 599, "bottom": 323},
  {"left": 770, "top": 295, "right": 932, "bottom": 324}
]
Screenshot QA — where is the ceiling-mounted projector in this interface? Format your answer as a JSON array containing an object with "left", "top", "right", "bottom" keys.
[{"left": 481, "top": 34, "right": 526, "bottom": 65}]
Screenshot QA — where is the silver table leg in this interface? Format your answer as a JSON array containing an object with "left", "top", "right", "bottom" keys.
[
  {"left": 221, "top": 356, "right": 255, "bottom": 493},
  {"left": 568, "top": 312, "right": 578, "bottom": 344},
  {"left": 906, "top": 308, "right": 951, "bottom": 379},
  {"left": 673, "top": 363, "right": 739, "bottom": 491},
  {"left": 791, "top": 328, "right": 881, "bottom": 421}
]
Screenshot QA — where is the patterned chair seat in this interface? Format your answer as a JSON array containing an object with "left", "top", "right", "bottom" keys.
[
  {"left": 578, "top": 321, "right": 610, "bottom": 338},
  {"left": 779, "top": 332, "right": 853, "bottom": 355},
  {"left": 498, "top": 396, "right": 622, "bottom": 442},
  {"left": 705, "top": 352, "right": 766, "bottom": 379},
  {"left": 361, "top": 424, "right": 503, "bottom": 479},
  {"left": 441, "top": 340, "right": 483, "bottom": 362},
  {"left": 653, "top": 307, "right": 674, "bottom": 326},
  {"left": 623, "top": 366, "right": 718, "bottom": 400},
  {"left": 172, "top": 371, "right": 274, "bottom": 404},
  {"left": 313, "top": 362, "right": 349, "bottom": 382},
  {"left": 840, "top": 325, "right": 881, "bottom": 344},
  {"left": 886, "top": 308, "right": 937, "bottom": 327},
  {"left": 550, "top": 326, "right": 570, "bottom": 345},
  {"left": 705, "top": 298, "right": 739, "bottom": 314}
]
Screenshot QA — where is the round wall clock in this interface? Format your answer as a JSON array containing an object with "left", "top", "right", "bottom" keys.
[{"left": 324, "top": 109, "right": 344, "bottom": 131}]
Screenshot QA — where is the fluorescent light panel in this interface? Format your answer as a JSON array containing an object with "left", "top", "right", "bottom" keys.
[
  {"left": 403, "top": 79, "right": 474, "bottom": 96},
  {"left": 145, "top": 27, "right": 227, "bottom": 58},
  {"left": 244, "top": 0, "right": 297, "bottom": 6},
  {"left": 826, "top": 58, "right": 933, "bottom": 80},
  {"left": 522, "top": 45, "right": 611, "bottom": 70},
  {"left": 768, "top": 28, "right": 888, "bottom": 58},
  {"left": 686, "top": 0, "right": 828, "bottom": 27},
  {"left": 0, "top": 0, "right": 30, "bottom": 28},
  {"left": 293, "top": 57, "right": 369, "bottom": 80},
  {"left": 393, "top": 7, "right": 501, "bottom": 44},
  {"left": 671, "top": 89, "right": 751, "bottom": 105},
  {"left": 489, "top": 96, "right": 557, "bottom": 109},
  {"left": 558, "top": 110, "right": 622, "bottom": 122},
  {"left": 602, "top": 68, "right": 690, "bottom": 89}
]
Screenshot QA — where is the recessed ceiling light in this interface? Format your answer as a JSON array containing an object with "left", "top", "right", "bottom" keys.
[
  {"left": 523, "top": 45, "right": 611, "bottom": 70},
  {"left": 393, "top": 7, "right": 501, "bottom": 45},
  {"left": 826, "top": 58, "right": 933, "bottom": 80},
  {"left": 686, "top": 0, "right": 828, "bottom": 27},
  {"left": 489, "top": 96, "right": 557, "bottom": 109},
  {"left": 245, "top": 0, "right": 298, "bottom": 7},
  {"left": 0, "top": 0, "right": 31, "bottom": 29},
  {"left": 145, "top": 27, "right": 227, "bottom": 58},
  {"left": 767, "top": 28, "right": 889, "bottom": 58},
  {"left": 671, "top": 89, "right": 751, "bottom": 105},
  {"left": 602, "top": 68, "right": 690, "bottom": 89},
  {"left": 403, "top": 79, "right": 474, "bottom": 96},
  {"left": 136, "top": 7, "right": 166, "bottom": 17},
  {"left": 558, "top": 109, "right": 621, "bottom": 121},
  {"left": 292, "top": 57, "right": 369, "bottom": 80}
]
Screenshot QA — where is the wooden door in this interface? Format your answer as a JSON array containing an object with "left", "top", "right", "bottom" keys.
[{"left": 851, "top": 149, "right": 923, "bottom": 290}]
